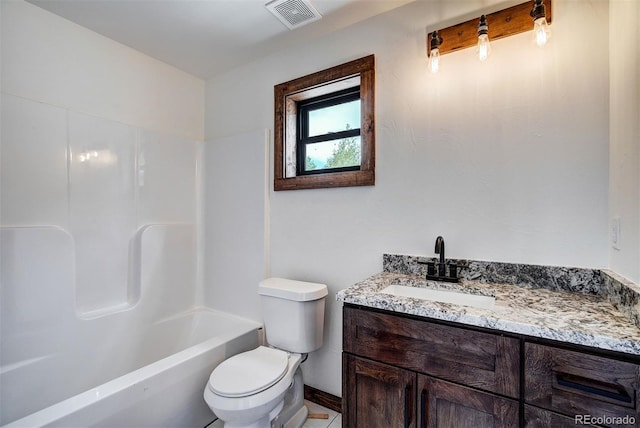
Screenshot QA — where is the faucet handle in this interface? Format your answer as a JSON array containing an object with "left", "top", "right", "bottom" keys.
[
  {"left": 417, "top": 259, "right": 436, "bottom": 275},
  {"left": 449, "top": 263, "right": 458, "bottom": 279},
  {"left": 417, "top": 259, "right": 437, "bottom": 276},
  {"left": 427, "top": 262, "right": 436, "bottom": 276}
]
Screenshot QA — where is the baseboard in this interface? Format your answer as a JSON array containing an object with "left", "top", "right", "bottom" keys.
[{"left": 303, "top": 384, "right": 342, "bottom": 413}]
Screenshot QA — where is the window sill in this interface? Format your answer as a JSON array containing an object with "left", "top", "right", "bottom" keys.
[{"left": 274, "top": 170, "right": 374, "bottom": 191}]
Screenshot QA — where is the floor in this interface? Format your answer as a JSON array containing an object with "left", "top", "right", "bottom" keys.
[{"left": 206, "top": 400, "right": 341, "bottom": 428}]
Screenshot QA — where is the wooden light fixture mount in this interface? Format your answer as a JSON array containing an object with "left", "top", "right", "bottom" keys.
[{"left": 431, "top": 0, "right": 553, "bottom": 56}]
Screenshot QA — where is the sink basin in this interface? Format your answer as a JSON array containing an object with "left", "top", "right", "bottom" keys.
[{"left": 379, "top": 283, "right": 496, "bottom": 309}]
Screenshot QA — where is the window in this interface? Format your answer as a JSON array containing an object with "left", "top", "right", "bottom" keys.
[
  {"left": 297, "top": 86, "right": 361, "bottom": 175},
  {"left": 274, "top": 55, "right": 375, "bottom": 191}
]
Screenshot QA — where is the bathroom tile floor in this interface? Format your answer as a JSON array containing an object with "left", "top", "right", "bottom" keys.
[
  {"left": 301, "top": 400, "right": 341, "bottom": 428},
  {"left": 206, "top": 400, "right": 341, "bottom": 428}
]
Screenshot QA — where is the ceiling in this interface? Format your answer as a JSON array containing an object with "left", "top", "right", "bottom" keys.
[{"left": 27, "top": 0, "right": 417, "bottom": 79}]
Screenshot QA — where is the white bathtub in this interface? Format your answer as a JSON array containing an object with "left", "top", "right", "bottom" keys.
[{"left": 1, "top": 308, "right": 261, "bottom": 427}]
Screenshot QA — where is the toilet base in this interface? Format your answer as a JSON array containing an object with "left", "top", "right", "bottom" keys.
[
  {"left": 281, "top": 406, "right": 307, "bottom": 428},
  {"left": 271, "top": 366, "right": 306, "bottom": 428}
]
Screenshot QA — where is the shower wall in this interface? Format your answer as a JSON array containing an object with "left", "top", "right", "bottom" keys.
[
  {"left": 1, "top": 0, "right": 205, "bottom": 319},
  {"left": 1, "top": 94, "right": 199, "bottom": 318}
]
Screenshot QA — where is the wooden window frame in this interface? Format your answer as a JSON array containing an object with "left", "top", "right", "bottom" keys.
[{"left": 274, "top": 55, "right": 375, "bottom": 191}]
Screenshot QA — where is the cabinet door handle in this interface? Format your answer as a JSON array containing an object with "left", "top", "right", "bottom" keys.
[
  {"left": 556, "top": 373, "right": 633, "bottom": 404},
  {"left": 404, "top": 385, "right": 411, "bottom": 428},
  {"left": 420, "top": 389, "right": 427, "bottom": 426}
]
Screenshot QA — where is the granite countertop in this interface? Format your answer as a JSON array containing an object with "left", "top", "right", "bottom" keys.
[{"left": 337, "top": 254, "right": 640, "bottom": 356}]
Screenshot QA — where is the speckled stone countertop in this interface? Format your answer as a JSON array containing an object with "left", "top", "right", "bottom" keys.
[{"left": 336, "top": 254, "right": 640, "bottom": 356}]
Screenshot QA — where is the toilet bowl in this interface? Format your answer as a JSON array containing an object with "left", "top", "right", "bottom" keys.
[
  {"left": 204, "top": 347, "right": 303, "bottom": 428},
  {"left": 203, "top": 278, "right": 327, "bottom": 428}
]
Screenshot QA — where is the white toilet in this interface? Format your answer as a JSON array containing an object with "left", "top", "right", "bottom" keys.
[{"left": 204, "top": 278, "right": 328, "bottom": 428}]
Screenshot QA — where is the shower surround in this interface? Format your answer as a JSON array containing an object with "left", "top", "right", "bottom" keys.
[{"left": 0, "top": 94, "right": 218, "bottom": 425}]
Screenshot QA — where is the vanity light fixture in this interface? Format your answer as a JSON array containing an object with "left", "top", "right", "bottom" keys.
[
  {"left": 427, "top": 0, "right": 552, "bottom": 70},
  {"left": 428, "top": 31, "right": 443, "bottom": 73},
  {"left": 476, "top": 15, "right": 491, "bottom": 61},
  {"left": 530, "top": 0, "right": 551, "bottom": 47}
]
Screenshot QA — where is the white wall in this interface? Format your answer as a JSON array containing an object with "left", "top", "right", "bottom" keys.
[
  {"left": 205, "top": 0, "right": 612, "bottom": 397},
  {"left": 1, "top": 0, "right": 204, "bottom": 141},
  {"left": 609, "top": 0, "right": 640, "bottom": 284}
]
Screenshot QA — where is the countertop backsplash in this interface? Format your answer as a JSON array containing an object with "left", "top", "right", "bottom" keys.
[
  {"left": 601, "top": 269, "right": 640, "bottom": 329},
  {"left": 382, "top": 254, "right": 640, "bottom": 328}
]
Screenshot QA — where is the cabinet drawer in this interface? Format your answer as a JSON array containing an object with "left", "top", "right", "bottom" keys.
[
  {"left": 525, "top": 342, "right": 640, "bottom": 424},
  {"left": 524, "top": 405, "right": 580, "bottom": 428},
  {"left": 343, "top": 306, "right": 520, "bottom": 398}
]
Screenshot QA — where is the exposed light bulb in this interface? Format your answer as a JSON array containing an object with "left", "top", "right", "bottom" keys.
[
  {"left": 533, "top": 17, "right": 550, "bottom": 47},
  {"left": 477, "top": 35, "right": 490, "bottom": 60},
  {"left": 476, "top": 15, "right": 491, "bottom": 61},
  {"left": 477, "top": 35, "right": 490, "bottom": 61},
  {"left": 428, "top": 31, "right": 443, "bottom": 74},
  {"left": 530, "top": 0, "right": 551, "bottom": 47},
  {"left": 429, "top": 48, "right": 440, "bottom": 73}
]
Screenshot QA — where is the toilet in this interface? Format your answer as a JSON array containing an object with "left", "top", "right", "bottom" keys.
[{"left": 204, "top": 277, "right": 328, "bottom": 428}]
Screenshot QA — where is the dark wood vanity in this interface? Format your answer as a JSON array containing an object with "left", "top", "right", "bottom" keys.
[{"left": 342, "top": 305, "right": 640, "bottom": 427}]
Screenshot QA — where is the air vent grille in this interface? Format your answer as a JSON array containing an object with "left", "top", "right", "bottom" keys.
[{"left": 266, "top": 0, "right": 322, "bottom": 30}]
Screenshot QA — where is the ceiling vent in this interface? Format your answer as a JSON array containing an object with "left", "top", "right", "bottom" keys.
[{"left": 266, "top": 0, "right": 322, "bottom": 30}]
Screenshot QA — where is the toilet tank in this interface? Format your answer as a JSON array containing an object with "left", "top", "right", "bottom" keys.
[{"left": 258, "top": 278, "right": 328, "bottom": 354}]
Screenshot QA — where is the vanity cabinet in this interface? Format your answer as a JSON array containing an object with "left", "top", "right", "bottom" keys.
[
  {"left": 343, "top": 305, "right": 640, "bottom": 428},
  {"left": 342, "top": 306, "right": 520, "bottom": 427}
]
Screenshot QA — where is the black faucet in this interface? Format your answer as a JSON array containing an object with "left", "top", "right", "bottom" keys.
[{"left": 419, "top": 235, "right": 459, "bottom": 283}]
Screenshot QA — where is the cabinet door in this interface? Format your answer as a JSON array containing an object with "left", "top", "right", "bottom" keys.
[
  {"left": 417, "top": 375, "right": 519, "bottom": 428},
  {"left": 343, "top": 354, "right": 416, "bottom": 428}
]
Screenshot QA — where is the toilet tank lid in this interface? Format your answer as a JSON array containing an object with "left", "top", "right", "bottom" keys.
[{"left": 258, "top": 278, "right": 328, "bottom": 301}]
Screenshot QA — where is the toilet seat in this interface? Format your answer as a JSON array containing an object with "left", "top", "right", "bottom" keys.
[{"left": 208, "top": 346, "right": 289, "bottom": 398}]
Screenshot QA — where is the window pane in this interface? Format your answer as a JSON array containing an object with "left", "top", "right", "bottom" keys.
[
  {"left": 308, "top": 99, "right": 360, "bottom": 137},
  {"left": 305, "top": 136, "right": 361, "bottom": 171}
]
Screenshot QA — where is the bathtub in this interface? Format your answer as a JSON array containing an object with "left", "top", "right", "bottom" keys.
[{"left": 1, "top": 308, "right": 261, "bottom": 427}]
